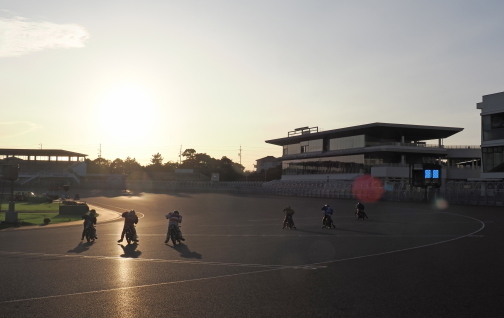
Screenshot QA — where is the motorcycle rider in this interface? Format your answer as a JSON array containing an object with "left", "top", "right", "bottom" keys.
[
  {"left": 321, "top": 204, "right": 335, "bottom": 228},
  {"left": 81, "top": 209, "right": 98, "bottom": 240},
  {"left": 117, "top": 210, "right": 139, "bottom": 243},
  {"left": 356, "top": 202, "right": 368, "bottom": 219},
  {"left": 282, "top": 205, "right": 296, "bottom": 229},
  {"left": 165, "top": 210, "right": 185, "bottom": 243}
]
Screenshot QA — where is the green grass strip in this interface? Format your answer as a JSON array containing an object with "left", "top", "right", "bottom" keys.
[
  {"left": 0, "top": 212, "right": 82, "bottom": 230},
  {"left": 0, "top": 202, "right": 59, "bottom": 212}
]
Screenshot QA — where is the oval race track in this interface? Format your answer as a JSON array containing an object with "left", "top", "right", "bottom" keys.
[{"left": 0, "top": 191, "right": 502, "bottom": 317}]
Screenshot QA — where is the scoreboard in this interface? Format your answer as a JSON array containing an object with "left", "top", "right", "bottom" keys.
[{"left": 412, "top": 163, "right": 442, "bottom": 188}]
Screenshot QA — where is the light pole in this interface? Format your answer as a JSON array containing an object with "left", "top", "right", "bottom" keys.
[{"left": 3, "top": 165, "right": 19, "bottom": 223}]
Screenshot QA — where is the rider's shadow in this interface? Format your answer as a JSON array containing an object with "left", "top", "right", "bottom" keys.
[
  {"left": 67, "top": 241, "right": 93, "bottom": 253},
  {"left": 168, "top": 244, "right": 202, "bottom": 259},
  {"left": 119, "top": 244, "right": 142, "bottom": 258}
]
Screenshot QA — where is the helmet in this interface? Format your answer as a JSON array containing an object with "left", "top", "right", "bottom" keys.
[
  {"left": 173, "top": 210, "right": 179, "bottom": 215},
  {"left": 90, "top": 209, "right": 96, "bottom": 214}
]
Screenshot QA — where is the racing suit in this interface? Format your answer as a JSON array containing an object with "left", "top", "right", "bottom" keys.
[{"left": 165, "top": 213, "right": 184, "bottom": 241}]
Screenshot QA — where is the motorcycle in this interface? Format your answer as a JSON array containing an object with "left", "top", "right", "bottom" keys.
[
  {"left": 84, "top": 224, "right": 96, "bottom": 243},
  {"left": 322, "top": 214, "right": 335, "bottom": 228},
  {"left": 125, "top": 225, "right": 137, "bottom": 244},
  {"left": 356, "top": 209, "right": 368, "bottom": 220},
  {"left": 167, "top": 224, "right": 182, "bottom": 245},
  {"left": 283, "top": 215, "right": 295, "bottom": 229}
]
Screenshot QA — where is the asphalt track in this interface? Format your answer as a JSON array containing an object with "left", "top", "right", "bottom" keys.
[{"left": 0, "top": 191, "right": 503, "bottom": 317}]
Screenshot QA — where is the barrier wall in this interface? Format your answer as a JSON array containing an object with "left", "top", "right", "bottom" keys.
[{"left": 72, "top": 179, "right": 504, "bottom": 206}]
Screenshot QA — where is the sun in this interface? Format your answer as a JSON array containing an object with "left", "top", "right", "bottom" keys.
[{"left": 95, "top": 82, "right": 158, "bottom": 143}]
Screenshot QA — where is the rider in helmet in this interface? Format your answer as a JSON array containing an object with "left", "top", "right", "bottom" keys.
[
  {"left": 282, "top": 205, "right": 296, "bottom": 229},
  {"left": 355, "top": 202, "right": 368, "bottom": 219},
  {"left": 165, "top": 210, "right": 185, "bottom": 243},
  {"left": 321, "top": 204, "right": 335, "bottom": 228},
  {"left": 118, "top": 210, "right": 139, "bottom": 243},
  {"left": 81, "top": 209, "right": 97, "bottom": 240}
]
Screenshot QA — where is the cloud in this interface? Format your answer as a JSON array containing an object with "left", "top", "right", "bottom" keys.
[
  {"left": 0, "top": 121, "right": 42, "bottom": 138},
  {"left": 0, "top": 16, "right": 89, "bottom": 58}
]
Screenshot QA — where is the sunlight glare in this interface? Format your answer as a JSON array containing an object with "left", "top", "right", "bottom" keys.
[{"left": 95, "top": 82, "right": 158, "bottom": 143}]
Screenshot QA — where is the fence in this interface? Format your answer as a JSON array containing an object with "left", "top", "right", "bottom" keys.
[{"left": 45, "top": 179, "right": 504, "bottom": 206}]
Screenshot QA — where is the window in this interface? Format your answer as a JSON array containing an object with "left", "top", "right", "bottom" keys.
[
  {"left": 482, "top": 113, "right": 504, "bottom": 141},
  {"left": 482, "top": 146, "right": 504, "bottom": 172}
]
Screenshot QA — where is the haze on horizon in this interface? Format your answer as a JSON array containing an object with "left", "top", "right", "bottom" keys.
[{"left": 1, "top": 1, "right": 504, "bottom": 170}]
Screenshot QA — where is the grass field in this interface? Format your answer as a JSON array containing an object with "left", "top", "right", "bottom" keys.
[
  {"left": 0, "top": 202, "right": 60, "bottom": 212},
  {"left": 0, "top": 202, "right": 84, "bottom": 229},
  {"left": 0, "top": 212, "right": 83, "bottom": 229}
]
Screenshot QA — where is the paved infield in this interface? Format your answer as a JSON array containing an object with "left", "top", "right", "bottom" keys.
[{"left": 0, "top": 191, "right": 502, "bottom": 317}]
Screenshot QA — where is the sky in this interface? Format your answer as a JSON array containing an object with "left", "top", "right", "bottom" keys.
[{"left": 1, "top": 1, "right": 504, "bottom": 171}]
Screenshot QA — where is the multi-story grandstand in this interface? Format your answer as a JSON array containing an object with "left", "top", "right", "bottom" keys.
[
  {"left": 265, "top": 123, "right": 482, "bottom": 182},
  {"left": 0, "top": 149, "right": 87, "bottom": 188}
]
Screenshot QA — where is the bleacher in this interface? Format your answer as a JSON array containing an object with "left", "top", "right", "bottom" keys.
[{"left": 0, "top": 149, "right": 87, "bottom": 187}]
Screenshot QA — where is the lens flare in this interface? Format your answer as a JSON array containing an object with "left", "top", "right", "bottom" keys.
[
  {"left": 434, "top": 198, "right": 449, "bottom": 210},
  {"left": 352, "top": 175, "right": 384, "bottom": 203}
]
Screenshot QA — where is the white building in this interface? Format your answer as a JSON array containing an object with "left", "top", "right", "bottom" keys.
[
  {"left": 255, "top": 156, "right": 280, "bottom": 172},
  {"left": 265, "top": 124, "right": 481, "bottom": 182},
  {"left": 477, "top": 91, "right": 504, "bottom": 179}
]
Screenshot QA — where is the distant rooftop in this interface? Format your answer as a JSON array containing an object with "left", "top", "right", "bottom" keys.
[
  {"left": 266, "top": 123, "right": 463, "bottom": 146},
  {"left": 0, "top": 149, "right": 88, "bottom": 158}
]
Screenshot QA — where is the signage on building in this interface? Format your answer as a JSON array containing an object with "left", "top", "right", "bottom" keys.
[{"left": 412, "top": 163, "right": 442, "bottom": 188}]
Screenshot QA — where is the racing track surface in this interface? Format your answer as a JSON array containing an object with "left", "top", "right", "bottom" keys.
[{"left": 0, "top": 191, "right": 503, "bottom": 317}]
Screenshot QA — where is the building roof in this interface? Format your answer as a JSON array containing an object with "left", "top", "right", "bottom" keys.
[
  {"left": 256, "top": 156, "right": 278, "bottom": 162},
  {"left": 0, "top": 149, "right": 87, "bottom": 157},
  {"left": 265, "top": 123, "right": 463, "bottom": 146}
]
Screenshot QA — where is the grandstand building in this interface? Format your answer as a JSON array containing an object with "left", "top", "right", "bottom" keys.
[
  {"left": 0, "top": 149, "right": 87, "bottom": 187},
  {"left": 265, "top": 123, "right": 481, "bottom": 182},
  {"left": 477, "top": 91, "right": 504, "bottom": 179}
]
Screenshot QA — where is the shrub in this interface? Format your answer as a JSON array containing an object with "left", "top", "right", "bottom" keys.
[{"left": 43, "top": 218, "right": 51, "bottom": 225}]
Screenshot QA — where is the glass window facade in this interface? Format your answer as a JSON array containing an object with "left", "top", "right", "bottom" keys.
[
  {"left": 329, "top": 135, "right": 365, "bottom": 150},
  {"left": 282, "top": 155, "right": 371, "bottom": 175},
  {"left": 482, "top": 113, "right": 504, "bottom": 141},
  {"left": 287, "top": 144, "right": 301, "bottom": 155},
  {"left": 283, "top": 139, "right": 323, "bottom": 155},
  {"left": 309, "top": 139, "right": 323, "bottom": 152},
  {"left": 482, "top": 146, "right": 504, "bottom": 172}
]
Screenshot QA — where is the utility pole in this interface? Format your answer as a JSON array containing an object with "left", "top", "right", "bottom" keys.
[
  {"left": 98, "top": 144, "right": 102, "bottom": 159},
  {"left": 238, "top": 145, "right": 242, "bottom": 166},
  {"left": 179, "top": 145, "right": 182, "bottom": 164},
  {"left": 39, "top": 143, "right": 42, "bottom": 149}
]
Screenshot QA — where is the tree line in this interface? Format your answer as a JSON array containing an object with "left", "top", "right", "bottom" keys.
[{"left": 85, "top": 149, "right": 281, "bottom": 181}]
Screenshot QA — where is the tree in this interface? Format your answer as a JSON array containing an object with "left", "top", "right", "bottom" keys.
[
  {"left": 110, "top": 158, "right": 125, "bottom": 174},
  {"left": 124, "top": 157, "right": 142, "bottom": 175},
  {"left": 150, "top": 152, "right": 164, "bottom": 165},
  {"left": 86, "top": 157, "right": 111, "bottom": 174},
  {"left": 146, "top": 153, "right": 164, "bottom": 173},
  {"left": 182, "top": 149, "right": 196, "bottom": 160},
  {"left": 163, "top": 161, "right": 179, "bottom": 173}
]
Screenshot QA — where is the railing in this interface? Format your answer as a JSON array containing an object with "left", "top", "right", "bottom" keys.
[
  {"left": 283, "top": 143, "right": 481, "bottom": 157},
  {"left": 366, "top": 142, "right": 480, "bottom": 149},
  {"left": 55, "top": 178, "right": 504, "bottom": 207}
]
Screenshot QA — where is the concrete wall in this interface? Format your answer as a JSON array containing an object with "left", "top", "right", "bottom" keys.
[
  {"left": 371, "top": 166, "right": 410, "bottom": 178},
  {"left": 72, "top": 161, "right": 87, "bottom": 176},
  {"left": 446, "top": 148, "right": 481, "bottom": 159},
  {"left": 281, "top": 173, "right": 362, "bottom": 181},
  {"left": 477, "top": 91, "right": 504, "bottom": 114},
  {"left": 445, "top": 167, "right": 481, "bottom": 179}
]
